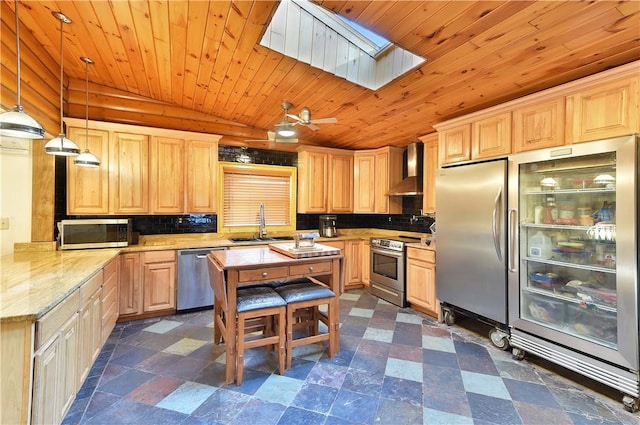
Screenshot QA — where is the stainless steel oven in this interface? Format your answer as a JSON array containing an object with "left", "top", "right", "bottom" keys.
[{"left": 369, "top": 237, "right": 418, "bottom": 307}]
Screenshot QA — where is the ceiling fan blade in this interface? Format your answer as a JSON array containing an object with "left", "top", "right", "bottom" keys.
[
  {"left": 304, "top": 123, "right": 321, "bottom": 131},
  {"left": 310, "top": 117, "right": 338, "bottom": 124},
  {"left": 286, "top": 113, "right": 301, "bottom": 121}
]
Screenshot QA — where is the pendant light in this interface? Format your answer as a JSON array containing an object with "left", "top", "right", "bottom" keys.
[
  {"left": 0, "top": 0, "right": 45, "bottom": 139},
  {"left": 74, "top": 57, "right": 100, "bottom": 167},
  {"left": 44, "top": 11, "right": 80, "bottom": 156}
]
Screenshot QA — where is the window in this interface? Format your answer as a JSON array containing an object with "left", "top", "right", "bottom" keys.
[{"left": 218, "top": 162, "right": 297, "bottom": 234}]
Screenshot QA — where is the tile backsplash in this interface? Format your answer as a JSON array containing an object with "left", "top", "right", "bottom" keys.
[{"left": 55, "top": 146, "right": 433, "bottom": 236}]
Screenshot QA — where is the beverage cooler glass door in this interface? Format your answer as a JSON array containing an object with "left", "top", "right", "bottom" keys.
[{"left": 508, "top": 135, "right": 638, "bottom": 371}]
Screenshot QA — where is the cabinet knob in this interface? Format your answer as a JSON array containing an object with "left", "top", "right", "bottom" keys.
[
  {"left": 309, "top": 266, "right": 314, "bottom": 272},
  {"left": 262, "top": 272, "right": 268, "bottom": 277}
]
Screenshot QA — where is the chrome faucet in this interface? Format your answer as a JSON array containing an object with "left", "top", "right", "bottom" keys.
[{"left": 259, "top": 203, "right": 267, "bottom": 238}]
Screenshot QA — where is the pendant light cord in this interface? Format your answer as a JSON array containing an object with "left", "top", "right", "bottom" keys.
[
  {"left": 14, "top": 0, "right": 21, "bottom": 104},
  {"left": 59, "top": 18, "right": 64, "bottom": 135},
  {"left": 85, "top": 58, "right": 89, "bottom": 148}
]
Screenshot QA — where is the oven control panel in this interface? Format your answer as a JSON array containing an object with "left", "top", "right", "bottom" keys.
[{"left": 370, "top": 238, "right": 405, "bottom": 252}]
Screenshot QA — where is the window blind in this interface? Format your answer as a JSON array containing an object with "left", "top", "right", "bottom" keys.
[{"left": 223, "top": 171, "right": 292, "bottom": 227}]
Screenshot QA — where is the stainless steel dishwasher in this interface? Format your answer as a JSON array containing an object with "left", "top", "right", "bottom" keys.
[{"left": 177, "top": 247, "right": 226, "bottom": 311}]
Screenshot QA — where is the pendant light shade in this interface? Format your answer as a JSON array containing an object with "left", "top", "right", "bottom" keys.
[
  {"left": 74, "top": 57, "right": 100, "bottom": 168},
  {"left": 45, "top": 11, "right": 80, "bottom": 156},
  {"left": 0, "top": 0, "right": 45, "bottom": 139}
]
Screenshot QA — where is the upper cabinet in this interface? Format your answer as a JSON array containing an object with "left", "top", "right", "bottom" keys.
[
  {"left": 353, "top": 147, "right": 403, "bottom": 214},
  {"left": 513, "top": 97, "right": 565, "bottom": 153},
  {"left": 65, "top": 119, "right": 221, "bottom": 215},
  {"left": 419, "top": 134, "right": 438, "bottom": 214},
  {"left": 297, "top": 146, "right": 353, "bottom": 213},
  {"left": 433, "top": 62, "right": 639, "bottom": 166},
  {"left": 567, "top": 76, "right": 639, "bottom": 143}
]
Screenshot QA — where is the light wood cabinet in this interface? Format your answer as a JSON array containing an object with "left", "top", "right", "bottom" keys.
[
  {"left": 439, "top": 125, "right": 471, "bottom": 165},
  {"left": 119, "top": 250, "right": 176, "bottom": 320},
  {"left": 329, "top": 153, "right": 354, "bottom": 212},
  {"left": 513, "top": 97, "right": 565, "bottom": 152},
  {"left": 297, "top": 146, "right": 353, "bottom": 213},
  {"left": 353, "top": 147, "right": 403, "bottom": 213},
  {"left": 119, "top": 252, "right": 142, "bottom": 316},
  {"left": 419, "top": 134, "right": 438, "bottom": 214},
  {"left": 64, "top": 119, "right": 221, "bottom": 215},
  {"left": 101, "top": 257, "right": 119, "bottom": 345},
  {"left": 406, "top": 247, "right": 437, "bottom": 317},
  {"left": 150, "top": 136, "right": 184, "bottom": 213},
  {"left": 361, "top": 239, "right": 370, "bottom": 287},
  {"left": 77, "top": 272, "right": 103, "bottom": 388},
  {"left": 143, "top": 250, "right": 177, "bottom": 312},
  {"left": 567, "top": 76, "right": 639, "bottom": 143},
  {"left": 472, "top": 112, "right": 512, "bottom": 159},
  {"left": 111, "top": 132, "right": 150, "bottom": 214},
  {"left": 66, "top": 127, "right": 110, "bottom": 215},
  {"left": 186, "top": 140, "right": 218, "bottom": 213},
  {"left": 322, "top": 239, "right": 364, "bottom": 290}
]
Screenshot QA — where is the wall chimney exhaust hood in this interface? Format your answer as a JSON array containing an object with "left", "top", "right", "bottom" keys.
[{"left": 388, "top": 142, "right": 423, "bottom": 196}]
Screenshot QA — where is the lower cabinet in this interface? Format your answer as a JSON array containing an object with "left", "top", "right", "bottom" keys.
[
  {"left": 322, "top": 239, "right": 363, "bottom": 290},
  {"left": 406, "top": 247, "right": 438, "bottom": 317},
  {"left": 119, "top": 250, "right": 177, "bottom": 320},
  {"left": 361, "top": 240, "right": 370, "bottom": 287}
]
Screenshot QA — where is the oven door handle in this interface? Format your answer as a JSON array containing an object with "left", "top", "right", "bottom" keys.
[{"left": 371, "top": 247, "right": 404, "bottom": 258}]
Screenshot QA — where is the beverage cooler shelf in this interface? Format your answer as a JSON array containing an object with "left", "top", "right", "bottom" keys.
[
  {"left": 524, "top": 187, "right": 616, "bottom": 195},
  {"left": 524, "top": 257, "right": 616, "bottom": 273},
  {"left": 524, "top": 286, "right": 617, "bottom": 313}
]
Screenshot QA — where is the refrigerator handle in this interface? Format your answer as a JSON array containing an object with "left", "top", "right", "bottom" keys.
[
  {"left": 492, "top": 186, "right": 502, "bottom": 262},
  {"left": 508, "top": 209, "right": 518, "bottom": 272}
]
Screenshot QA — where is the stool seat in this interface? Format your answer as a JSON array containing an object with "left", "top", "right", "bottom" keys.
[
  {"left": 275, "top": 282, "right": 335, "bottom": 303},
  {"left": 237, "top": 287, "right": 286, "bottom": 312}
]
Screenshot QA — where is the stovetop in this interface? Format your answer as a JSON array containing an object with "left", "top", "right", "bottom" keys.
[{"left": 370, "top": 235, "right": 422, "bottom": 251}]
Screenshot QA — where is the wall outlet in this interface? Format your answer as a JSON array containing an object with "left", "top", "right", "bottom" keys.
[{"left": 0, "top": 217, "right": 9, "bottom": 230}]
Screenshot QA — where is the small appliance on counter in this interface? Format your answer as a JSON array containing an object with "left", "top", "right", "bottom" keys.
[
  {"left": 57, "top": 218, "right": 132, "bottom": 250},
  {"left": 319, "top": 215, "right": 337, "bottom": 238}
]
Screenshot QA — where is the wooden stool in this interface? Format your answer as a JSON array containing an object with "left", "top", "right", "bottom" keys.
[
  {"left": 207, "top": 254, "right": 286, "bottom": 385},
  {"left": 274, "top": 280, "right": 337, "bottom": 369}
]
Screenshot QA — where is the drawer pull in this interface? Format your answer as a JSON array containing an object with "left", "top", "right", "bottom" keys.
[
  {"left": 309, "top": 266, "right": 314, "bottom": 272},
  {"left": 262, "top": 272, "right": 268, "bottom": 277}
]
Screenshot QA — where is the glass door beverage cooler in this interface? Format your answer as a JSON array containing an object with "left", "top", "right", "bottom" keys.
[{"left": 507, "top": 135, "right": 639, "bottom": 412}]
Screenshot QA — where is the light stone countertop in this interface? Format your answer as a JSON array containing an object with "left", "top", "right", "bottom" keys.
[
  {"left": 1, "top": 249, "right": 121, "bottom": 322},
  {"left": 2, "top": 229, "right": 432, "bottom": 323}
]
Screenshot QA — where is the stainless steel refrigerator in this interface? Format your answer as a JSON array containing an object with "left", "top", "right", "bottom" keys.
[
  {"left": 435, "top": 159, "right": 510, "bottom": 349},
  {"left": 507, "top": 135, "right": 639, "bottom": 412}
]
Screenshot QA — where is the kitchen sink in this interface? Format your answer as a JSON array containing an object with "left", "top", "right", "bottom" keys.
[{"left": 228, "top": 236, "right": 294, "bottom": 243}]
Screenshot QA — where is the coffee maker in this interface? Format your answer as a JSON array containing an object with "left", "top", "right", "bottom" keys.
[{"left": 319, "top": 215, "right": 337, "bottom": 238}]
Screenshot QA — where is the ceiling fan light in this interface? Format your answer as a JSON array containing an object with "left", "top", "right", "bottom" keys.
[
  {"left": 0, "top": 106, "right": 45, "bottom": 139},
  {"left": 276, "top": 123, "right": 296, "bottom": 138},
  {"left": 44, "top": 134, "right": 81, "bottom": 156},
  {"left": 74, "top": 149, "right": 101, "bottom": 167}
]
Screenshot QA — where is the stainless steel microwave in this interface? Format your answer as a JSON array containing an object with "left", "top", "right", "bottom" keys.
[{"left": 57, "top": 219, "right": 131, "bottom": 250}]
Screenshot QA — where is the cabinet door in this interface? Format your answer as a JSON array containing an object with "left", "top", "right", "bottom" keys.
[
  {"left": 345, "top": 240, "right": 362, "bottom": 286},
  {"left": 373, "top": 151, "right": 389, "bottom": 213},
  {"left": 298, "top": 151, "right": 328, "bottom": 212},
  {"left": 150, "top": 136, "right": 184, "bottom": 213},
  {"left": 102, "top": 258, "right": 120, "bottom": 345},
  {"left": 420, "top": 134, "right": 438, "bottom": 214},
  {"left": 111, "top": 132, "right": 149, "bottom": 214},
  {"left": 406, "top": 256, "right": 437, "bottom": 314},
  {"left": 185, "top": 140, "right": 218, "bottom": 213},
  {"left": 353, "top": 153, "right": 376, "bottom": 212},
  {"left": 439, "top": 125, "right": 471, "bottom": 165},
  {"left": 143, "top": 262, "right": 176, "bottom": 312},
  {"left": 568, "top": 77, "right": 639, "bottom": 143},
  {"left": 32, "top": 334, "right": 61, "bottom": 425},
  {"left": 78, "top": 289, "right": 102, "bottom": 386},
  {"left": 361, "top": 240, "right": 370, "bottom": 287},
  {"left": 472, "top": 112, "right": 512, "bottom": 159},
  {"left": 513, "top": 98, "right": 565, "bottom": 152},
  {"left": 66, "top": 127, "right": 110, "bottom": 214},
  {"left": 119, "top": 253, "right": 142, "bottom": 316},
  {"left": 329, "top": 154, "right": 353, "bottom": 213}
]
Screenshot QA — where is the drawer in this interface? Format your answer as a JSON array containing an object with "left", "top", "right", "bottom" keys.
[
  {"left": 144, "top": 250, "right": 176, "bottom": 264},
  {"left": 103, "top": 257, "right": 119, "bottom": 280},
  {"left": 289, "top": 261, "right": 332, "bottom": 276},
  {"left": 407, "top": 247, "right": 435, "bottom": 263},
  {"left": 238, "top": 266, "right": 289, "bottom": 283},
  {"left": 36, "top": 290, "right": 80, "bottom": 349},
  {"left": 101, "top": 281, "right": 117, "bottom": 317},
  {"left": 80, "top": 270, "right": 103, "bottom": 305}
]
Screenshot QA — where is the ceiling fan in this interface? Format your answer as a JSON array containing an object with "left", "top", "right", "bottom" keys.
[
  {"left": 245, "top": 131, "right": 298, "bottom": 144},
  {"left": 281, "top": 101, "right": 338, "bottom": 131}
]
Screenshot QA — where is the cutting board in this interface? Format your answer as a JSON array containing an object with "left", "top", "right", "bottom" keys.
[{"left": 269, "top": 242, "right": 341, "bottom": 259}]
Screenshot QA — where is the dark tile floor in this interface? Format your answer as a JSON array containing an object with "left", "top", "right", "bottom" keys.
[{"left": 63, "top": 289, "right": 638, "bottom": 425}]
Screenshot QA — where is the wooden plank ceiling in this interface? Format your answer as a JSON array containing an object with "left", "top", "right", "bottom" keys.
[{"left": 2, "top": 0, "right": 639, "bottom": 150}]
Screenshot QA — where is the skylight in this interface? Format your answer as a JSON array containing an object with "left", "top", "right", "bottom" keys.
[{"left": 260, "top": 0, "right": 426, "bottom": 90}]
